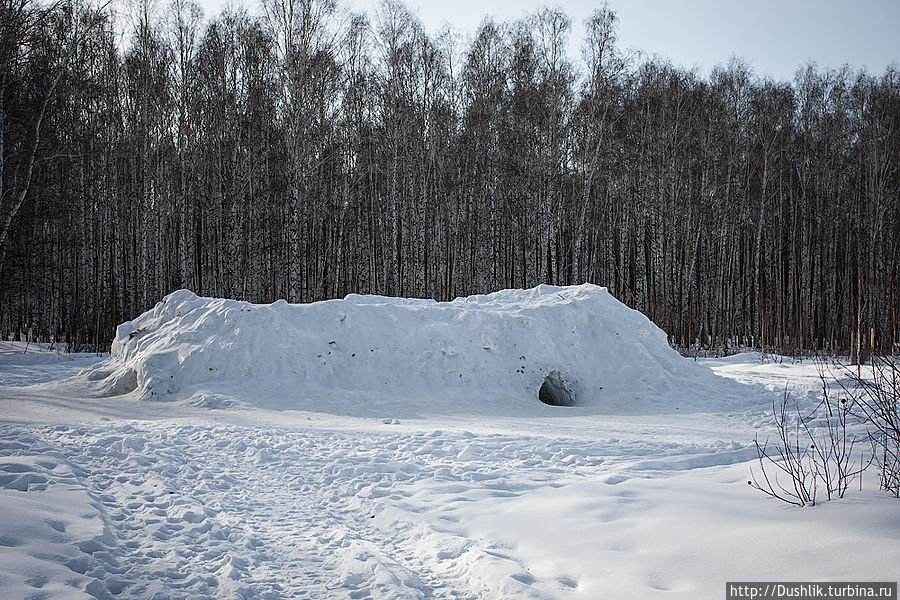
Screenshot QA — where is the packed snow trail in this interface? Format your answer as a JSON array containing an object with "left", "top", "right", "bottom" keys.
[
  {"left": 2, "top": 387, "right": 898, "bottom": 599},
  {"left": 1, "top": 413, "right": 766, "bottom": 599}
]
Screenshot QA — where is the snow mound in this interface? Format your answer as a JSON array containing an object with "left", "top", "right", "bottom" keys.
[{"left": 85, "top": 284, "right": 748, "bottom": 415}]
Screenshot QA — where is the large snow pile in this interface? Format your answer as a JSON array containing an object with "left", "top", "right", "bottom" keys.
[{"left": 84, "top": 284, "right": 747, "bottom": 414}]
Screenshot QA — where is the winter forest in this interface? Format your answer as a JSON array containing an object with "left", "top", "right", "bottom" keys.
[{"left": 1, "top": 0, "right": 898, "bottom": 354}]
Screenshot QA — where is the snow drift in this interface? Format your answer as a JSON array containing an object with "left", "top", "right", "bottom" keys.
[{"left": 84, "top": 284, "right": 748, "bottom": 414}]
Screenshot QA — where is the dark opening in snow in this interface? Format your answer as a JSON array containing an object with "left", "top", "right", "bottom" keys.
[{"left": 539, "top": 371, "right": 574, "bottom": 406}]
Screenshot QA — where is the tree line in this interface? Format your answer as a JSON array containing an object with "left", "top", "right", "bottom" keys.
[{"left": 1, "top": 0, "right": 898, "bottom": 354}]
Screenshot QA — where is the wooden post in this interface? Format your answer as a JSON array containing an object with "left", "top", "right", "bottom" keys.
[{"left": 870, "top": 327, "right": 875, "bottom": 369}]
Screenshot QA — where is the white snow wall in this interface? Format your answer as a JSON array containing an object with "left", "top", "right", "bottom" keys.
[{"left": 87, "top": 284, "right": 738, "bottom": 412}]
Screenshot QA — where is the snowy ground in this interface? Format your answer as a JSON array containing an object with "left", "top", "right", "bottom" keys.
[{"left": 1, "top": 299, "right": 898, "bottom": 599}]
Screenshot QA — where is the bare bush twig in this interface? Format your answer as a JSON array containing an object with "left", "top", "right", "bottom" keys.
[
  {"left": 835, "top": 356, "right": 900, "bottom": 498},
  {"left": 750, "top": 378, "right": 871, "bottom": 506},
  {"left": 750, "top": 391, "right": 817, "bottom": 507}
]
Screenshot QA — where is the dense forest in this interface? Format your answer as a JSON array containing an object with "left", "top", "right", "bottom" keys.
[{"left": 1, "top": 0, "right": 898, "bottom": 354}]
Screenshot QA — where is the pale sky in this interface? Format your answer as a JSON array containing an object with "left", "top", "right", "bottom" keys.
[{"left": 199, "top": 0, "right": 900, "bottom": 82}]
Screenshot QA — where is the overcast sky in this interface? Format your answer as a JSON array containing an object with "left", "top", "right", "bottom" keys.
[{"left": 199, "top": 0, "right": 899, "bottom": 83}]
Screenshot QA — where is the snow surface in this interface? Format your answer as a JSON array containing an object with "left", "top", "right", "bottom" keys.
[{"left": 0, "top": 289, "right": 898, "bottom": 599}]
